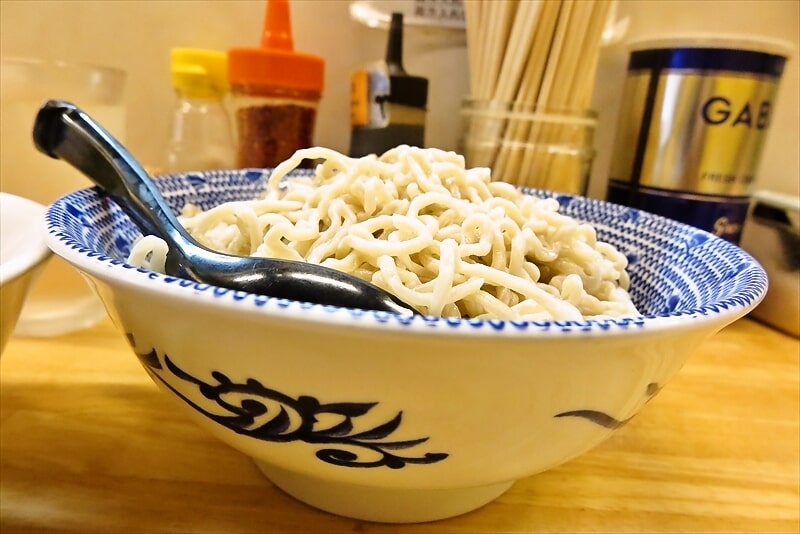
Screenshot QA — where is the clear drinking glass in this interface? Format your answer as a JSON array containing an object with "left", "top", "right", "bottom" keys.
[
  {"left": 0, "top": 57, "right": 127, "bottom": 337},
  {"left": 460, "top": 99, "right": 597, "bottom": 195}
]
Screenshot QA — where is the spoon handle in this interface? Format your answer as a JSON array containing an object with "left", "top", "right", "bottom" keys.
[
  {"left": 33, "top": 100, "right": 196, "bottom": 254},
  {"left": 34, "top": 101, "right": 420, "bottom": 316}
]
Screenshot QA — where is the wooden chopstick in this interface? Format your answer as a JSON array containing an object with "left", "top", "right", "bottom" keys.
[{"left": 464, "top": 0, "right": 613, "bottom": 193}]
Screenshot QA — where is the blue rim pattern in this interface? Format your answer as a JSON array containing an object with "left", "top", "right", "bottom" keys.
[{"left": 43, "top": 168, "right": 768, "bottom": 334}]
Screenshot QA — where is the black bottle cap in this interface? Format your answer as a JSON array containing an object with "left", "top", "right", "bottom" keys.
[{"left": 385, "top": 12, "right": 428, "bottom": 110}]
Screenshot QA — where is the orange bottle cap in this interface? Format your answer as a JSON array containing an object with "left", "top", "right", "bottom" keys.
[{"left": 228, "top": 0, "right": 324, "bottom": 95}]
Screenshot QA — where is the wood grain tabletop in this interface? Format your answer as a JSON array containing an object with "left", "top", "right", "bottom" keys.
[{"left": 1, "top": 317, "right": 798, "bottom": 533}]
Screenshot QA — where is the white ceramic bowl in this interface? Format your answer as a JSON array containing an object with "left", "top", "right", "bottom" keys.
[
  {"left": 43, "top": 170, "right": 767, "bottom": 523},
  {"left": 0, "top": 193, "right": 51, "bottom": 354}
]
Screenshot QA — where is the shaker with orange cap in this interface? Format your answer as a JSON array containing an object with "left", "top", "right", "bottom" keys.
[{"left": 228, "top": 0, "right": 325, "bottom": 168}]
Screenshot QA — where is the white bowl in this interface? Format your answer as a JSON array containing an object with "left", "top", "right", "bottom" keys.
[
  {"left": 43, "top": 169, "right": 767, "bottom": 523},
  {"left": 0, "top": 193, "right": 51, "bottom": 354}
]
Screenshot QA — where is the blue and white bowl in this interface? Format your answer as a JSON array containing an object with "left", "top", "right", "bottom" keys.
[{"left": 43, "top": 169, "right": 767, "bottom": 523}]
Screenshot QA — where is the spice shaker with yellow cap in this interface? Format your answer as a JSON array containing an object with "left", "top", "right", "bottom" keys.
[
  {"left": 165, "top": 48, "right": 235, "bottom": 172},
  {"left": 227, "top": 0, "right": 325, "bottom": 169}
]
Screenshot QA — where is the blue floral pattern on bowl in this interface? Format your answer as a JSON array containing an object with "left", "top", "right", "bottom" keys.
[{"left": 44, "top": 168, "right": 767, "bottom": 333}]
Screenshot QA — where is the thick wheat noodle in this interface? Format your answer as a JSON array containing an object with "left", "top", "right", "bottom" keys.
[{"left": 128, "top": 146, "right": 638, "bottom": 320}]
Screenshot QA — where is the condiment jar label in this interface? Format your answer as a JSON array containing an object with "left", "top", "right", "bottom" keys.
[
  {"left": 350, "top": 67, "right": 390, "bottom": 129},
  {"left": 350, "top": 70, "right": 369, "bottom": 127},
  {"left": 607, "top": 44, "right": 787, "bottom": 243}
]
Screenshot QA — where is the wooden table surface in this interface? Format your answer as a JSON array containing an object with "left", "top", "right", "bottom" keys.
[{"left": 1, "top": 317, "right": 798, "bottom": 533}]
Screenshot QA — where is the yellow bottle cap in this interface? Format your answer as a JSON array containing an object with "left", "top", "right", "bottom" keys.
[{"left": 170, "top": 48, "right": 229, "bottom": 98}]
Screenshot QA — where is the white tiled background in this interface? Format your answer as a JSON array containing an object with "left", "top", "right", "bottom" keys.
[{"left": 1, "top": 0, "right": 797, "bottom": 199}]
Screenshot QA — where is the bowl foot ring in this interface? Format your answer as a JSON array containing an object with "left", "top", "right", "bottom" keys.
[{"left": 255, "top": 460, "right": 514, "bottom": 523}]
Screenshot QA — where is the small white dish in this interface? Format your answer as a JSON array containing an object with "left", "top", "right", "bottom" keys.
[{"left": 0, "top": 192, "right": 51, "bottom": 354}]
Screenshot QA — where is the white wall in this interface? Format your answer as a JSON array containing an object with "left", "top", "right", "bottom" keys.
[
  {"left": 590, "top": 0, "right": 799, "bottom": 200},
  {"left": 1, "top": 0, "right": 797, "bottom": 199}
]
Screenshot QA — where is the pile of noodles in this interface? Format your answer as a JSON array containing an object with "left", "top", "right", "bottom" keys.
[{"left": 129, "top": 146, "right": 638, "bottom": 320}]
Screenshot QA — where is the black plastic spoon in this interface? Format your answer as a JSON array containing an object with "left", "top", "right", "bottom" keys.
[{"left": 33, "top": 100, "right": 418, "bottom": 315}]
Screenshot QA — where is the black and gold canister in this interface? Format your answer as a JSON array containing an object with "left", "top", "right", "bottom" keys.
[{"left": 607, "top": 36, "right": 789, "bottom": 243}]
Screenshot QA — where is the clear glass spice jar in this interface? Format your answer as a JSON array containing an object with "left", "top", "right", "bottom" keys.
[
  {"left": 227, "top": 0, "right": 324, "bottom": 169},
  {"left": 165, "top": 48, "right": 235, "bottom": 172}
]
